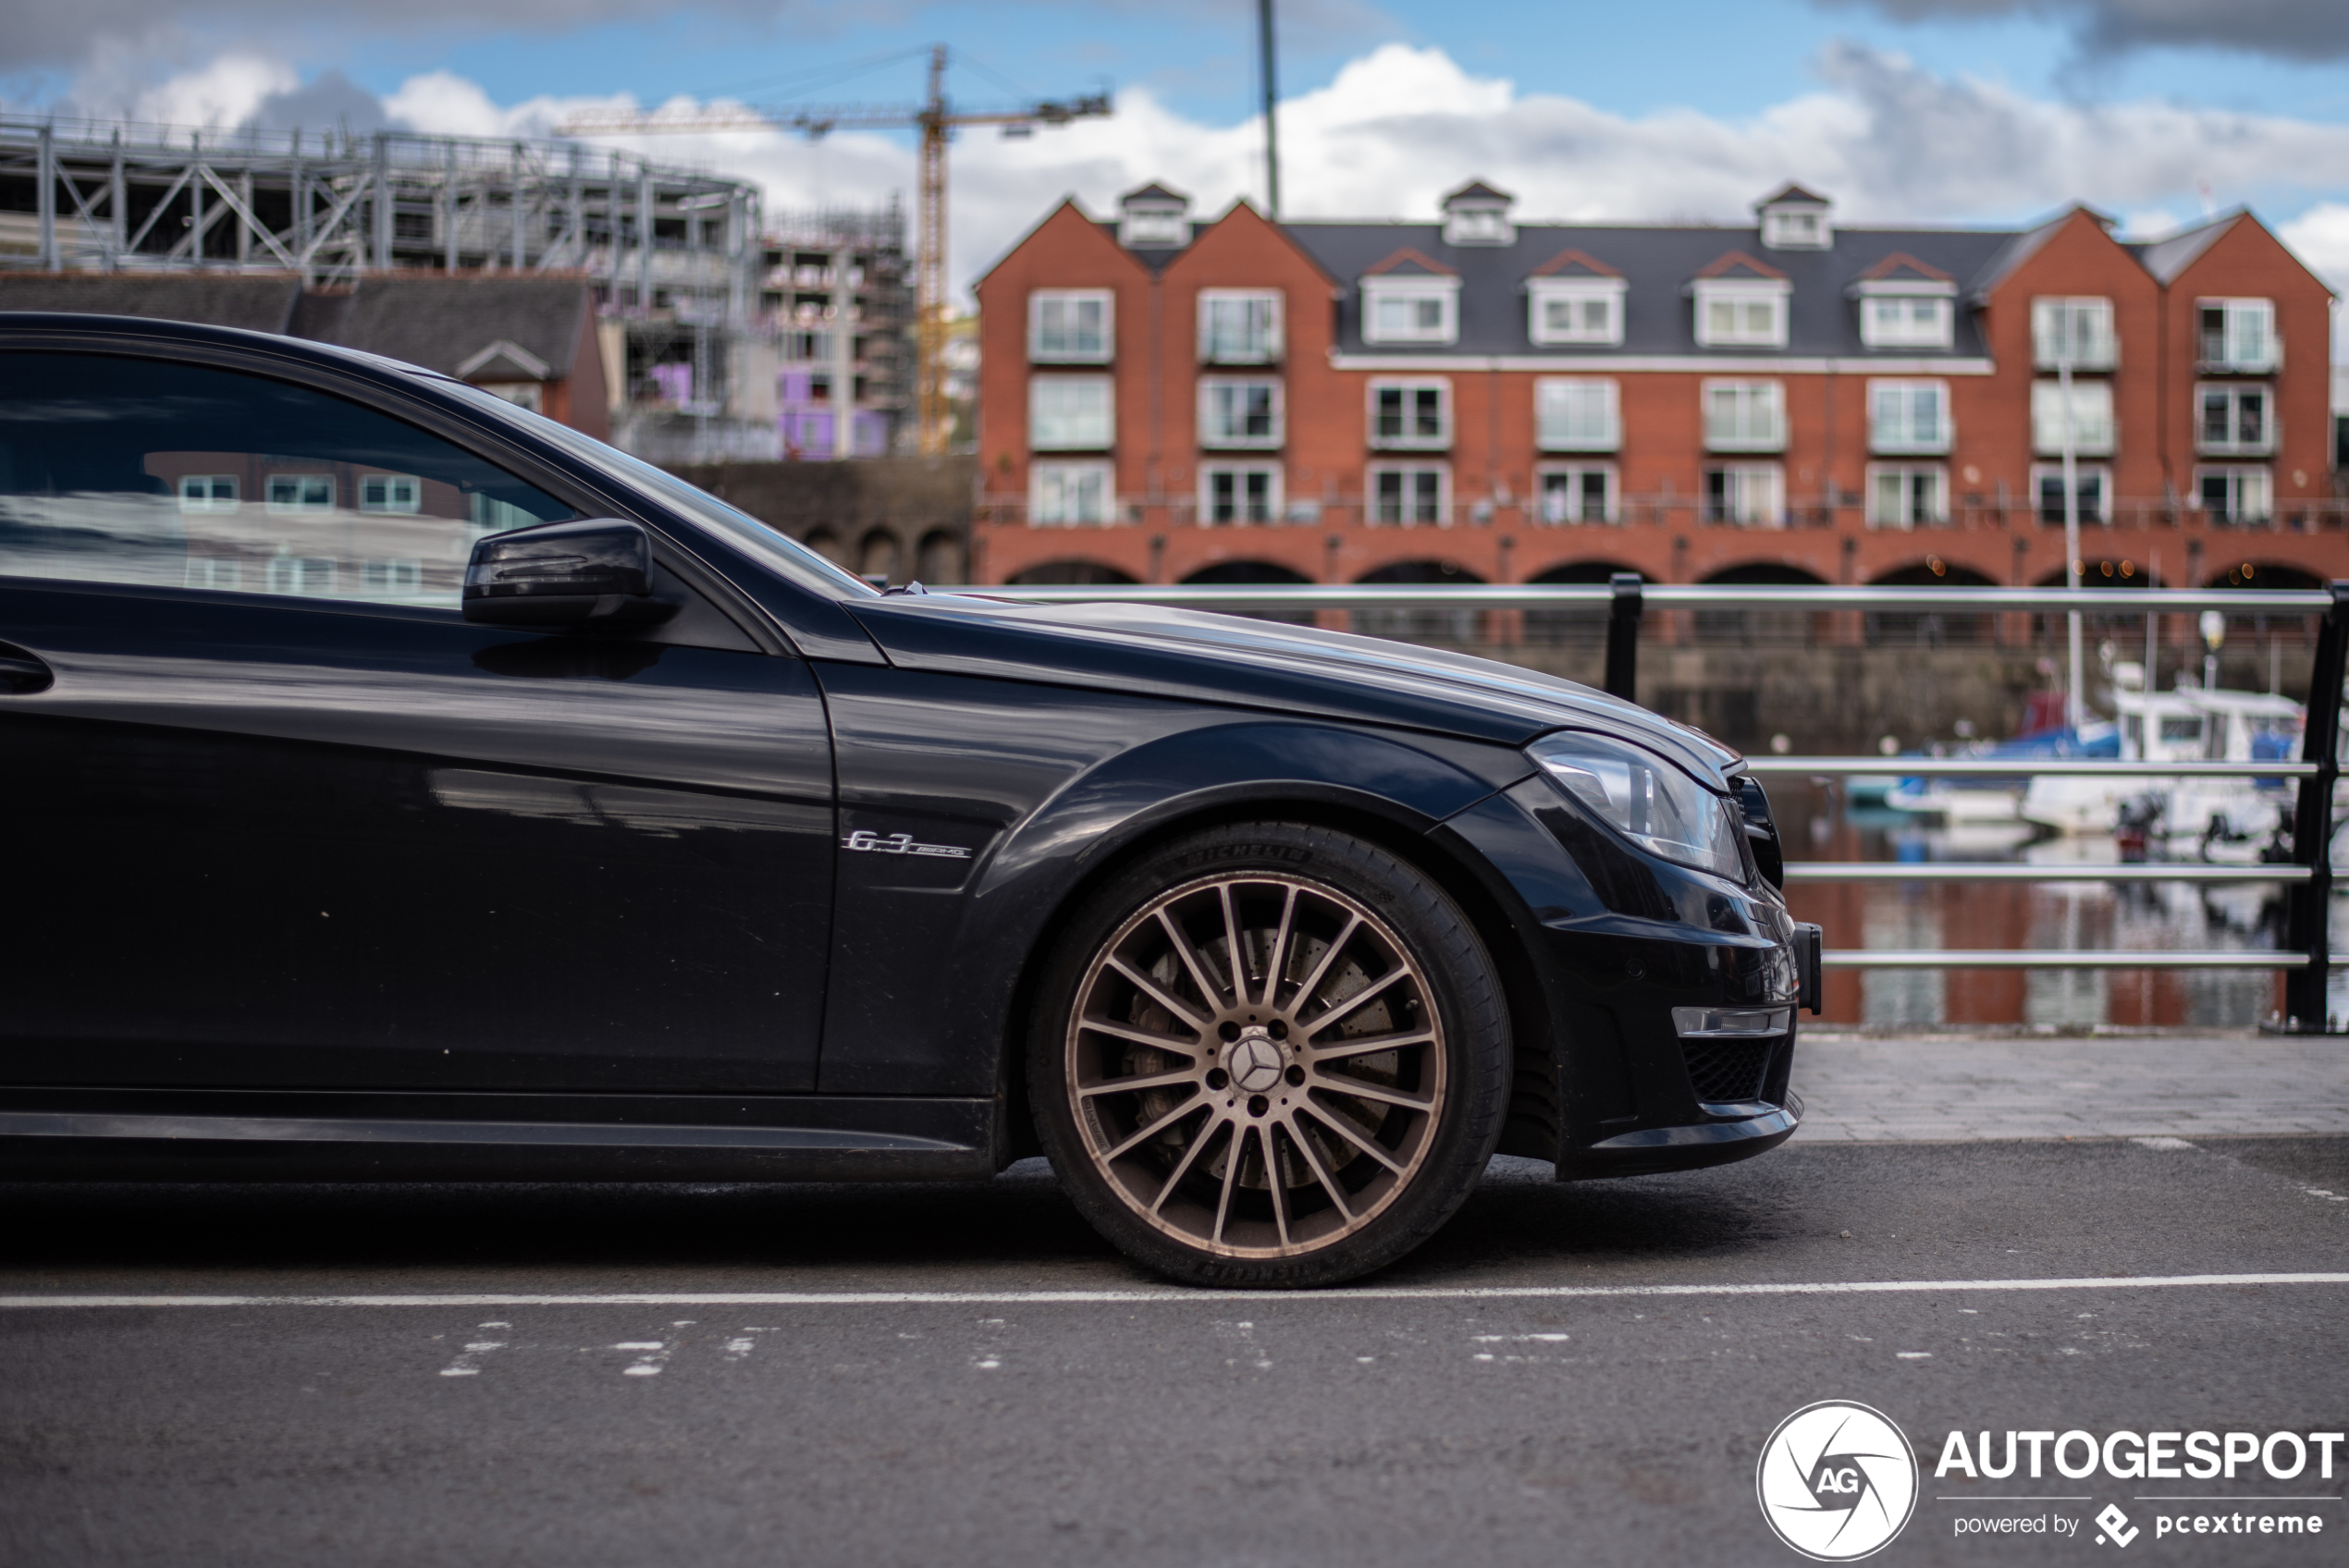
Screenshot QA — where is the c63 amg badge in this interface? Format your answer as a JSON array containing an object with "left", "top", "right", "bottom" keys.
[{"left": 842, "top": 829, "right": 972, "bottom": 860}]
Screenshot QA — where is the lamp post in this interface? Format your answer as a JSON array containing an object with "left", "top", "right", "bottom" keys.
[{"left": 2059, "top": 318, "right": 2085, "bottom": 729}]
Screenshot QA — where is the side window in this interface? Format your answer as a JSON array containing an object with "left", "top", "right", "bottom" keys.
[{"left": 0, "top": 351, "right": 575, "bottom": 609}]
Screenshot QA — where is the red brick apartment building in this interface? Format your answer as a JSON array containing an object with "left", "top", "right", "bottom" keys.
[{"left": 971, "top": 181, "right": 2343, "bottom": 596}]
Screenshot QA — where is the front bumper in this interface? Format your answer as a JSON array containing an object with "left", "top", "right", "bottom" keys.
[{"left": 1437, "top": 778, "right": 1808, "bottom": 1180}]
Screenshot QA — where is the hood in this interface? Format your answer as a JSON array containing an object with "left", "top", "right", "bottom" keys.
[{"left": 845, "top": 594, "right": 1743, "bottom": 789}]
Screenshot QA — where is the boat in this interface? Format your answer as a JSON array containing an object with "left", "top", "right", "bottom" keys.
[
  {"left": 2020, "top": 676, "right": 2302, "bottom": 855},
  {"left": 1886, "top": 721, "right": 2118, "bottom": 824}
]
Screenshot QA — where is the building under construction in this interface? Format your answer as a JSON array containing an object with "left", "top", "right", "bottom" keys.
[{"left": 0, "top": 116, "right": 913, "bottom": 461}]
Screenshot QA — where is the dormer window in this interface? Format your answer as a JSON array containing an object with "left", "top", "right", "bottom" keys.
[
  {"left": 1440, "top": 180, "right": 1516, "bottom": 247},
  {"left": 1693, "top": 281, "right": 1789, "bottom": 349},
  {"left": 1117, "top": 182, "right": 1191, "bottom": 248},
  {"left": 1754, "top": 183, "right": 1833, "bottom": 251},
  {"left": 1860, "top": 295, "right": 1953, "bottom": 347},
  {"left": 1528, "top": 277, "right": 1626, "bottom": 346},
  {"left": 1360, "top": 253, "right": 1462, "bottom": 346}
]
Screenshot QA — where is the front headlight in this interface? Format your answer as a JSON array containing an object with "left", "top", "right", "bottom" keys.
[{"left": 1528, "top": 729, "right": 1746, "bottom": 880}]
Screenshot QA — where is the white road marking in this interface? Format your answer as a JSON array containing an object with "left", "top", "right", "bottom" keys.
[
  {"left": 5, "top": 1273, "right": 2347, "bottom": 1310},
  {"left": 437, "top": 1333, "right": 507, "bottom": 1377}
]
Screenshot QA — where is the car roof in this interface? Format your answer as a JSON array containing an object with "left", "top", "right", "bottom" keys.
[{"left": 0, "top": 310, "right": 458, "bottom": 389}]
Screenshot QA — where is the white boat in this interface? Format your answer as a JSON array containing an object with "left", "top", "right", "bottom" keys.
[
  {"left": 1888, "top": 721, "right": 2117, "bottom": 826},
  {"left": 2021, "top": 680, "right": 2302, "bottom": 852}
]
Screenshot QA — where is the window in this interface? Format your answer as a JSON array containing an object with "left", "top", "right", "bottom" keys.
[
  {"left": 2196, "top": 466, "right": 2272, "bottom": 525},
  {"left": 1859, "top": 294, "right": 1953, "bottom": 349},
  {"left": 1029, "top": 460, "right": 1114, "bottom": 525},
  {"left": 266, "top": 473, "right": 335, "bottom": 512},
  {"left": 1535, "top": 463, "right": 1617, "bottom": 524},
  {"left": 2031, "top": 380, "right": 2115, "bottom": 455},
  {"left": 1867, "top": 381, "right": 1950, "bottom": 454},
  {"left": 1443, "top": 206, "right": 1512, "bottom": 246},
  {"left": 1029, "top": 376, "right": 1113, "bottom": 450},
  {"left": 2032, "top": 464, "right": 2111, "bottom": 524},
  {"left": 1028, "top": 290, "right": 1113, "bottom": 363},
  {"left": 1198, "top": 290, "right": 1283, "bottom": 363},
  {"left": 1360, "top": 279, "right": 1459, "bottom": 346},
  {"left": 1199, "top": 464, "right": 1283, "bottom": 524},
  {"left": 2031, "top": 298, "right": 2116, "bottom": 370},
  {"left": 1527, "top": 280, "right": 1625, "bottom": 346},
  {"left": 1761, "top": 206, "right": 1830, "bottom": 251},
  {"left": 1369, "top": 379, "right": 1451, "bottom": 449},
  {"left": 1198, "top": 378, "right": 1283, "bottom": 448},
  {"left": 178, "top": 474, "right": 237, "bottom": 511},
  {"left": 2197, "top": 385, "right": 2272, "bottom": 455},
  {"left": 2198, "top": 300, "right": 2277, "bottom": 372},
  {"left": 359, "top": 473, "right": 422, "bottom": 513},
  {"left": 1367, "top": 463, "right": 1449, "bottom": 525},
  {"left": 1121, "top": 205, "right": 1187, "bottom": 247},
  {"left": 361, "top": 558, "right": 424, "bottom": 595},
  {"left": 1534, "top": 378, "right": 1619, "bottom": 451},
  {"left": 1867, "top": 465, "right": 1948, "bottom": 529},
  {"left": 1704, "top": 465, "right": 1785, "bottom": 527},
  {"left": 1703, "top": 380, "right": 1786, "bottom": 451},
  {"left": 0, "top": 353, "right": 573, "bottom": 609},
  {"left": 1693, "top": 284, "right": 1789, "bottom": 349}
]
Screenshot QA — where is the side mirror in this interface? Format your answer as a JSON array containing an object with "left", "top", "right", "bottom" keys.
[{"left": 462, "top": 518, "right": 677, "bottom": 630}]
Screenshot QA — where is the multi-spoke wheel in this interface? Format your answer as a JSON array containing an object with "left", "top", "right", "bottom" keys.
[{"left": 1032, "top": 823, "right": 1509, "bottom": 1287}]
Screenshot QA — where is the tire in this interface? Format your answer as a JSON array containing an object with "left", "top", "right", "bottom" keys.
[{"left": 1028, "top": 821, "right": 1510, "bottom": 1288}]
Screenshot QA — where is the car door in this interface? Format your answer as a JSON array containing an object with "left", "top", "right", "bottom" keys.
[{"left": 0, "top": 346, "right": 834, "bottom": 1094}]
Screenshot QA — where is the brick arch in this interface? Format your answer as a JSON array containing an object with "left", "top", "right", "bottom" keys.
[
  {"left": 1182, "top": 559, "right": 1313, "bottom": 584},
  {"left": 1007, "top": 558, "right": 1138, "bottom": 585},
  {"left": 1701, "top": 561, "right": 1829, "bottom": 585},
  {"left": 802, "top": 528, "right": 848, "bottom": 566},
  {"left": 857, "top": 528, "right": 904, "bottom": 584},
  {"left": 1523, "top": 557, "right": 1640, "bottom": 584},
  {"left": 1870, "top": 557, "right": 2002, "bottom": 646},
  {"left": 2206, "top": 560, "right": 2324, "bottom": 591},
  {"left": 1353, "top": 557, "right": 1485, "bottom": 642},
  {"left": 916, "top": 529, "right": 965, "bottom": 585}
]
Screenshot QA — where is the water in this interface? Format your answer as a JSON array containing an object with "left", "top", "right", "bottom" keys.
[{"left": 1770, "top": 780, "right": 2320, "bottom": 1028}]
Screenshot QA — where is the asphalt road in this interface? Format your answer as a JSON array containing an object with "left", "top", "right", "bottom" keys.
[{"left": 4, "top": 1136, "right": 2345, "bottom": 1567}]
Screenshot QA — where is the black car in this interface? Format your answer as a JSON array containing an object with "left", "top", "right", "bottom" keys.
[{"left": 0, "top": 313, "right": 1815, "bottom": 1288}]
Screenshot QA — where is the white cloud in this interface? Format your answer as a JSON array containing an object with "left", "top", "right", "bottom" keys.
[{"left": 128, "top": 49, "right": 296, "bottom": 129}]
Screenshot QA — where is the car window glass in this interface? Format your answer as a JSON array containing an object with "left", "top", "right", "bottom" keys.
[
  {"left": 435, "top": 380, "right": 879, "bottom": 600},
  {"left": 0, "top": 351, "right": 575, "bottom": 609}
]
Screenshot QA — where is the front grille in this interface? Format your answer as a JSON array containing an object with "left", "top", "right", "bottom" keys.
[{"left": 1683, "top": 1038, "right": 1774, "bottom": 1104}]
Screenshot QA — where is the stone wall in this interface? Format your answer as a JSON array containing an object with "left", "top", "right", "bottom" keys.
[{"left": 668, "top": 456, "right": 976, "bottom": 585}]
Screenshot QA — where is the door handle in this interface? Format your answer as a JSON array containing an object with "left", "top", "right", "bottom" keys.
[{"left": 0, "top": 643, "right": 54, "bottom": 695}]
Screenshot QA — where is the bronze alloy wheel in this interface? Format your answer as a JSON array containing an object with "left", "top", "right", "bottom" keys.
[{"left": 1064, "top": 871, "right": 1449, "bottom": 1260}]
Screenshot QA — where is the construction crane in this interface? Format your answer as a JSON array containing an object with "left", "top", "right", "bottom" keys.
[{"left": 557, "top": 46, "right": 1112, "bottom": 455}]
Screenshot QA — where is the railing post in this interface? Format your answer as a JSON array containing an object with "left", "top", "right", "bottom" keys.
[
  {"left": 2281, "top": 580, "right": 2349, "bottom": 1032},
  {"left": 1605, "top": 571, "right": 1643, "bottom": 702}
]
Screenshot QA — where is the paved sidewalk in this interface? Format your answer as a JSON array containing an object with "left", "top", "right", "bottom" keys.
[{"left": 1790, "top": 1028, "right": 2349, "bottom": 1141}]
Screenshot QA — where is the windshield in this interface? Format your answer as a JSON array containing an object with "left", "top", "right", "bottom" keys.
[{"left": 434, "top": 380, "right": 879, "bottom": 601}]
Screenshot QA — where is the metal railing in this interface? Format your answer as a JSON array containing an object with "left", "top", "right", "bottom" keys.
[{"left": 978, "top": 580, "right": 2349, "bottom": 1029}]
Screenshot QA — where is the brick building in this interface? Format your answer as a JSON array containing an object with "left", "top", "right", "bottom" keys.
[{"left": 970, "top": 180, "right": 2344, "bottom": 597}]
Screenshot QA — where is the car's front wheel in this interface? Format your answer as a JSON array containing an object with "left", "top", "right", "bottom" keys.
[{"left": 1030, "top": 822, "right": 1510, "bottom": 1288}]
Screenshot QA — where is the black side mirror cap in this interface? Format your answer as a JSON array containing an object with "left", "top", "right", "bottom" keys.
[{"left": 462, "top": 519, "right": 678, "bottom": 630}]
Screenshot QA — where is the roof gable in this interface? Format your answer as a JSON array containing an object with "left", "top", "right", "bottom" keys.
[
  {"left": 1756, "top": 182, "right": 1830, "bottom": 208},
  {"left": 456, "top": 337, "right": 553, "bottom": 381},
  {"left": 1442, "top": 179, "right": 1514, "bottom": 206},
  {"left": 1528, "top": 247, "right": 1622, "bottom": 279},
  {"left": 1120, "top": 181, "right": 1188, "bottom": 205},
  {"left": 1858, "top": 251, "right": 1953, "bottom": 284},
  {"left": 288, "top": 276, "right": 587, "bottom": 378},
  {"left": 1168, "top": 199, "right": 1341, "bottom": 287},
  {"left": 1694, "top": 250, "right": 1788, "bottom": 282},
  {"left": 1362, "top": 247, "right": 1459, "bottom": 279},
  {"left": 2135, "top": 211, "right": 2241, "bottom": 284}
]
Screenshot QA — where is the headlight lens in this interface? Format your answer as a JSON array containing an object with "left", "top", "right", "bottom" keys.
[{"left": 1529, "top": 729, "right": 1746, "bottom": 880}]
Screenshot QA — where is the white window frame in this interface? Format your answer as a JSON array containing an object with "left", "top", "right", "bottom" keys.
[
  {"left": 1704, "top": 464, "right": 1787, "bottom": 528},
  {"left": 1029, "top": 459, "right": 1115, "bottom": 526},
  {"left": 264, "top": 473, "right": 336, "bottom": 513},
  {"left": 264, "top": 555, "right": 338, "bottom": 594},
  {"left": 1198, "top": 463, "right": 1285, "bottom": 526},
  {"left": 1197, "top": 377, "right": 1284, "bottom": 450},
  {"left": 360, "top": 558, "right": 425, "bottom": 596},
  {"left": 1027, "top": 289, "right": 1114, "bottom": 364},
  {"left": 1856, "top": 288, "right": 1955, "bottom": 349},
  {"left": 1119, "top": 203, "right": 1187, "bottom": 248},
  {"left": 1533, "top": 377, "right": 1620, "bottom": 452},
  {"left": 1028, "top": 374, "right": 1114, "bottom": 452},
  {"left": 2195, "top": 465, "right": 2273, "bottom": 525},
  {"left": 1692, "top": 280, "right": 1790, "bottom": 349},
  {"left": 1703, "top": 379, "right": 1787, "bottom": 452},
  {"left": 2195, "top": 382, "right": 2275, "bottom": 456},
  {"left": 2031, "top": 380, "right": 2115, "bottom": 457},
  {"left": 1197, "top": 289, "right": 1284, "bottom": 364},
  {"left": 1368, "top": 377, "right": 1452, "bottom": 451},
  {"left": 1365, "top": 462, "right": 1451, "bottom": 526},
  {"left": 2197, "top": 298, "right": 2278, "bottom": 373},
  {"left": 1867, "top": 380, "right": 1952, "bottom": 455},
  {"left": 182, "top": 557, "right": 243, "bottom": 591},
  {"left": 2031, "top": 297, "right": 2117, "bottom": 371},
  {"left": 1360, "top": 276, "right": 1461, "bottom": 346},
  {"left": 358, "top": 472, "right": 423, "bottom": 514},
  {"left": 1527, "top": 278, "right": 1626, "bottom": 347},
  {"left": 1442, "top": 204, "right": 1514, "bottom": 247},
  {"left": 1760, "top": 205, "right": 1831, "bottom": 251},
  {"left": 1865, "top": 464, "right": 1949, "bottom": 530},
  {"left": 2030, "top": 463, "right": 2112, "bottom": 525},
  {"left": 1533, "top": 462, "right": 1618, "bottom": 525},
  {"left": 177, "top": 474, "right": 238, "bottom": 512}
]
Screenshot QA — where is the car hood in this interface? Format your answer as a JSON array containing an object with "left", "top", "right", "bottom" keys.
[{"left": 845, "top": 594, "right": 1742, "bottom": 790}]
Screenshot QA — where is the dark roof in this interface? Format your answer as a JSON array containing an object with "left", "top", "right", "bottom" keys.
[
  {"left": 1279, "top": 221, "right": 2020, "bottom": 357},
  {"left": 2136, "top": 212, "right": 2239, "bottom": 284},
  {"left": 289, "top": 276, "right": 587, "bottom": 378},
  {"left": 1442, "top": 179, "right": 1514, "bottom": 207},
  {"left": 0, "top": 273, "right": 300, "bottom": 333},
  {"left": 1756, "top": 183, "right": 1831, "bottom": 208},
  {"left": 1120, "top": 181, "right": 1189, "bottom": 206}
]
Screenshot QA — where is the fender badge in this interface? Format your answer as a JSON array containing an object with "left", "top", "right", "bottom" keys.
[{"left": 842, "top": 829, "right": 972, "bottom": 860}]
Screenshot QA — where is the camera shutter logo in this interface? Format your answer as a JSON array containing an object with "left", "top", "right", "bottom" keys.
[{"left": 1756, "top": 1401, "right": 1920, "bottom": 1561}]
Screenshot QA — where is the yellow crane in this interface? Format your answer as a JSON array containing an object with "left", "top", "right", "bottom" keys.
[{"left": 557, "top": 45, "right": 1112, "bottom": 456}]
